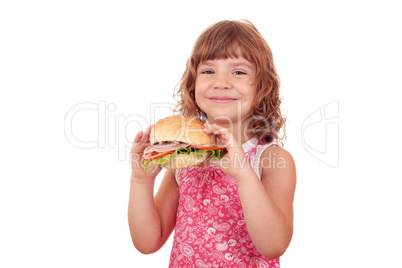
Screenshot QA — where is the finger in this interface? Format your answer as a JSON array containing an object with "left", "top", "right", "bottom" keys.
[
  {"left": 133, "top": 131, "right": 144, "bottom": 144},
  {"left": 203, "top": 123, "right": 214, "bottom": 134},
  {"left": 203, "top": 124, "right": 223, "bottom": 147},
  {"left": 210, "top": 125, "right": 231, "bottom": 145},
  {"left": 141, "top": 124, "right": 153, "bottom": 143},
  {"left": 131, "top": 130, "right": 148, "bottom": 153},
  {"left": 211, "top": 124, "right": 243, "bottom": 149},
  {"left": 144, "top": 124, "right": 154, "bottom": 135},
  {"left": 203, "top": 123, "right": 228, "bottom": 137},
  {"left": 212, "top": 124, "right": 230, "bottom": 136}
]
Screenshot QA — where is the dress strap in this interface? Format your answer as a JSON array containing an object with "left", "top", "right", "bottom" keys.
[
  {"left": 248, "top": 139, "right": 282, "bottom": 180},
  {"left": 175, "top": 169, "right": 181, "bottom": 185}
]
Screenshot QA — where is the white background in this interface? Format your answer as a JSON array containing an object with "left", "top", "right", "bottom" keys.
[{"left": 1, "top": 0, "right": 401, "bottom": 267}]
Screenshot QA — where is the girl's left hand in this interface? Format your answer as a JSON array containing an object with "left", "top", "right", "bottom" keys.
[{"left": 203, "top": 123, "right": 250, "bottom": 180}]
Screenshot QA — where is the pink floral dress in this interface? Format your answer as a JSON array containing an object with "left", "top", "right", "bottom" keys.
[{"left": 169, "top": 138, "right": 281, "bottom": 268}]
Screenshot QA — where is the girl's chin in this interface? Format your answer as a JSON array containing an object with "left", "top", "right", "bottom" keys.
[
  {"left": 206, "top": 115, "right": 244, "bottom": 126},
  {"left": 206, "top": 111, "right": 253, "bottom": 126}
]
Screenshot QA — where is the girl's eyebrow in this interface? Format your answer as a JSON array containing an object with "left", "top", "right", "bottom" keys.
[
  {"left": 229, "top": 58, "right": 254, "bottom": 68},
  {"left": 199, "top": 59, "right": 254, "bottom": 69},
  {"left": 198, "top": 61, "right": 214, "bottom": 67},
  {"left": 231, "top": 62, "right": 253, "bottom": 69}
]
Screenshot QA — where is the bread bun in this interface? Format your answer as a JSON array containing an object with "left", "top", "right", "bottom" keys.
[
  {"left": 160, "top": 151, "right": 211, "bottom": 169},
  {"left": 150, "top": 115, "right": 212, "bottom": 145}
]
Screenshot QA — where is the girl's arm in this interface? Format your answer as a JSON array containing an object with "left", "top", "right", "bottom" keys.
[
  {"left": 127, "top": 129, "right": 179, "bottom": 254},
  {"left": 204, "top": 124, "right": 296, "bottom": 259},
  {"left": 128, "top": 168, "right": 179, "bottom": 254},
  {"left": 236, "top": 146, "right": 296, "bottom": 259}
]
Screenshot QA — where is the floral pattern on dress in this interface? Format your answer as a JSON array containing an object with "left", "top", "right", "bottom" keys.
[{"left": 169, "top": 144, "right": 280, "bottom": 268}]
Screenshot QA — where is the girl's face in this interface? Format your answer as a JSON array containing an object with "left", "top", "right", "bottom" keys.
[{"left": 195, "top": 56, "right": 256, "bottom": 127}]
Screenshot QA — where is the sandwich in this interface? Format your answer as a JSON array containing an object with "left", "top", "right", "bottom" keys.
[{"left": 142, "top": 115, "right": 227, "bottom": 169}]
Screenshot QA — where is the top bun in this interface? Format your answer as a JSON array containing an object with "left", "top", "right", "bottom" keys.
[{"left": 150, "top": 115, "right": 212, "bottom": 145}]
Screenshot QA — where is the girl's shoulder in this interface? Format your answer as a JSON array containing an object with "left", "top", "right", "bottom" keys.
[
  {"left": 259, "top": 144, "right": 293, "bottom": 164},
  {"left": 259, "top": 143, "right": 295, "bottom": 178},
  {"left": 252, "top": 139, "right": 294, "bottom": 178},
  {"left": 247, "top": 138, "right": 282, "bottom": 160}
]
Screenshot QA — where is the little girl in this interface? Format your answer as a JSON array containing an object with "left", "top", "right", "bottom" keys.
[{"left": 128, "top": 20, "right": 296, "bottom": 268}]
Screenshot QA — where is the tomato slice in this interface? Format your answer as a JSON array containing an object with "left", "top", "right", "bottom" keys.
[
  {"left": 193, "top": 145, "right": 227, "bottom": 150},
  {"left": 143, "top": 150, "right": 175, "bottom": 161}
]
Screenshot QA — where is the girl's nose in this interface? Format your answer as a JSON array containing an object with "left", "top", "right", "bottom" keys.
[{"left": 213, "top": 74, "right": 232, "bottom": 89}]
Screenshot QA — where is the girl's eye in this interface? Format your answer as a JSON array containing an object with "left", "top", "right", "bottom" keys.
[
  {"left": 202, "top": 70, "right": 214, "bottom": 74},
  {"left": 234, "top": 71, "right": 246, "bottom": 75}
]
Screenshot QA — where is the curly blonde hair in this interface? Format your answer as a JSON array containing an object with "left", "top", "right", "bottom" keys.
[{"left": 174, "top": 20, "right": 286, "bottom": 144}]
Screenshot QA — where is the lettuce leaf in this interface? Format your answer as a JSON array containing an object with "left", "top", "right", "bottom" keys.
[{"left": 142, "top": 146, "right": 227, "bottom": 169}]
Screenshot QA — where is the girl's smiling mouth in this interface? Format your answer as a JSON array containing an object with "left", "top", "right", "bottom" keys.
[{"left": 208, "top": 96, "right": 238, "bottom": 104}]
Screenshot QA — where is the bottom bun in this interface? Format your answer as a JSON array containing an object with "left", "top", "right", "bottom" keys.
[{"left": 160, "top": 151, "right": 211, "bottom": 169}]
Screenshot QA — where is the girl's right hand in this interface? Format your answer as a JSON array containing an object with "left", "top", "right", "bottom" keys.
[{"left": 130, "top": 125, "right": 162, "bottom": 181}]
